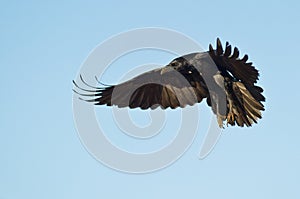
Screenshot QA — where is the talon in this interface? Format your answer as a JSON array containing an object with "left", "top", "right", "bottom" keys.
[{"left": 217, "top": 115, "right": 226, "bottom": 128}]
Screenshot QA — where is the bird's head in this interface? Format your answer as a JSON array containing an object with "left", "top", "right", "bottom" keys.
[
  {"left": 161, "top": 57, "right": 194, "bottom": 75},
  {"left": 168, "top": 57, "right": 189, "bottom": 70}
]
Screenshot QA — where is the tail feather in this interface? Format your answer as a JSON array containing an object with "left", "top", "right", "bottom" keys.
[{"left": 227, "top": 81, "right": 264, "bottom": 127}]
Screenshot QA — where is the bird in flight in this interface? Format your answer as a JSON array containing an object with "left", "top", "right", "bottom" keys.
[{"left": 73, "top": 38, "right": 265, "bottom": 128}]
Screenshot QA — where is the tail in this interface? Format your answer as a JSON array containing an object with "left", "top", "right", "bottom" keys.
[{"left": 226, "top": 81, "right": 265, "bottom": 127}]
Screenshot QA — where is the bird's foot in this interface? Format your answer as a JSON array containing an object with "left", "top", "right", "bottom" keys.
[{"left": 217, "top": 115, "right": 226, "bottom": 128}]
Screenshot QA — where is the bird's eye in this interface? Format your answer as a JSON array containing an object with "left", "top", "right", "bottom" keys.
[{"left": 171, "top": 62, "right": 177, "bottom": 67}]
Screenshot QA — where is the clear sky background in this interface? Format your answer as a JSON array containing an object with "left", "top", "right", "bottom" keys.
[{"left": 1, "top": 0, "right": 300, "bottom": 198}]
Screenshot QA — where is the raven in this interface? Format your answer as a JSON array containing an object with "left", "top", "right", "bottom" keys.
[{"left": 73, "top": 38, "right": 265, "bottom": 128}]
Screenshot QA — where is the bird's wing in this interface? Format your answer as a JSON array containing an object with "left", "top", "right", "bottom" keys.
[
  {"left": 209, "top": 38, "right": 265, "bottom": 102},
  {"left": 73, "top": 67, "right": 208, "bottom": 110},
  {"left": 206, "top": 38, "right": 265, "bottom": 127}
]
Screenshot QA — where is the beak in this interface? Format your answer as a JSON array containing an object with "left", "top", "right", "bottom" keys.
[{"left": 160, "top": 65, "right": 174, "bottom": 75}]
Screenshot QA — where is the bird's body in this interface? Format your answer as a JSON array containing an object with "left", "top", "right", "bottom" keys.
[{"left": 73, "top": 38, "right": 265, "bottom": 128}]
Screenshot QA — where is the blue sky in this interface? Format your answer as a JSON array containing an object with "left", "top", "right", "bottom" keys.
[{"left": 1, "top": 0, "right": 300, "bottom": 198}]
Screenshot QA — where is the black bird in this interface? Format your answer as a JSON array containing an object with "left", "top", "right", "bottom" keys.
[{"left": 73, "top": 38, "right": 265, "bottom": 128}]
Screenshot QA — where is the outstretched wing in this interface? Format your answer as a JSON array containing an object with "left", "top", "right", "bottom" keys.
[
  {"left": 209, "top": 38, "right": 265, "bottom": 102},
  {"left": 73, "top": 67, "right": 208, "bottom": 110},
  {"left": 207, "top": 38, "right": 265, "bottom": 127}
]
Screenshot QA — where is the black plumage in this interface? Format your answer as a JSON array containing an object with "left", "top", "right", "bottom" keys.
[{"left": 73, "top": 38, "right": 265, "bottom": 128}]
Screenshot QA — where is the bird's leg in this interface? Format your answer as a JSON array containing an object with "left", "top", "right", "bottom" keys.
[
  {"left": 217, "top": 115, "right": 226, "bottom": 128},
  {"left": 212, "top": 91, "right": 226, "bottom": 128}
]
